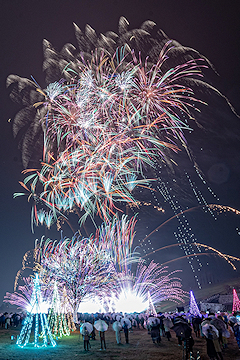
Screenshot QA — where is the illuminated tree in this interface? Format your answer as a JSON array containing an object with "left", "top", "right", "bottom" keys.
[
  {"left": 232, "top": 288, "right": 240, "bottom": 313},
  {"left": 61, "top": 286, "right": 76, "bottom": 332},
  {"left": 39, "top": 236, "right": 116, "bottom": 322},
  {"left": 146, "top": 291, "right": 157, "bottom": 316},
  {"left": 16, "top": 273, "right": 56, "bottom": 348},
  {"left": 47, "top": 282, "right": 70, "bottom": 337},
  {"left": 189, "top": 290, "right": 201, "bottom": 317}
]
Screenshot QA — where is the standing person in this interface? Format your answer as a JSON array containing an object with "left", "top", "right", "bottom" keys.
[
  {"left": 99, "top": 330, "right": 106, "bottom": 350},
  {"left": 91, "top": 323, "right": 96, "bottom": 340},
  {"left": 163, "top": 317, "right": 173, "bottom": 341},
  {"left": 209, "top": 326, "right": 223, "bottom": 360},
  {"left": 231, "top": 320, "right": 240, "bottom": 350},
  {"left": 150, "top": 320, "right": 161, "bottom": 344},
  {"left": 160, "top": 317, "right": 165, "bottom": 337},
  {"left": 155, "top": 320, "right": 161, "bottom": 344},
  {"left": 0, "top": 314, "right": 5, "bottom": 328},
  {"left": 136, "top": 315, "right": 140, "bottom": 329},
  {"left": 192, "top": 316, "right": 202, "bottom": 338},
  {"left": 205, "top": 328, "right": 218, "bottom": 360},
  {"left": 5, "top": 315, "right": 10, "bottom": 329},
  {"left": 216, "top": 315, "right": 228, "bottom": 349},
  {"left": 113, "top": 321, "right": 122, "bottom": 344},
  {"left": 185, "top": 336, "right": 194, "bottom": 360},
  {"left": 123, "top": 321, "right": 129, "bottom": 344},
  {"left": 115, "top": 327, "right": 121, "bottom": 344},
  {"left": 83, "top": 328, "right": 90, "bottom": 351},
  {"left": 222, "top": 327, "right": 230, "bottom": 349},
  {"left": 140, "top": 316, "right": 145, "bottom": 329},
  {"left": 211, "top": 316, "right": 226, "bottom": 347}
]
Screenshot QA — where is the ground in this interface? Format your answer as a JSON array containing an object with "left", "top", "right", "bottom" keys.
[{"left": 0, "top": 325, "right": 240, "bottom": 360}]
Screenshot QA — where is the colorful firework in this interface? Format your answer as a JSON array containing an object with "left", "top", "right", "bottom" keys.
[
  {"left": 7, "top": 17, "right": 238, "bottom": 293},
  {"left": 4, "top": 277, "right": 34, "bottom": 310},
  {"left": 112, "top": 260, "right": 186, "bottom": 313},
  {"left": 9, "top": 17, "right": 219, "bottom": 228},
  {"left": 94, "top": 214, "right": 139, "bottom": 274}
]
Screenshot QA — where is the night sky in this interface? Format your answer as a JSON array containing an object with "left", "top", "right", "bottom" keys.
[{"left": 1, "top": 0, "right": 240, "bottom": 305}]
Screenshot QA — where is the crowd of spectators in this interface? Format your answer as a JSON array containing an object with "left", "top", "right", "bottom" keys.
[
  {"left": 2, "top": 309, "right": 240, "bottom": 359},
  {"left": 78, "top": 310, "right": 240, "bottom": 359},
  {"left": 0, "top": 312, "right": 25, "bottom": 328}
]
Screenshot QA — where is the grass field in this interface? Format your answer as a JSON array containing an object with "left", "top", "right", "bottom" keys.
[{"left": 1, "top": 325, "right": 240, "bottom": 360}]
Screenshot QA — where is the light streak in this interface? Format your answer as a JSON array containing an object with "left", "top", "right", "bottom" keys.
[{"left": 143, "top": 242, "right": 240, "bottom": 270}]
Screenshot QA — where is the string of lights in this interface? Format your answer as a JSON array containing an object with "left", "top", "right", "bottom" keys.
[{"left": 16, "top": 274, "right": 56, "bottom": 348}]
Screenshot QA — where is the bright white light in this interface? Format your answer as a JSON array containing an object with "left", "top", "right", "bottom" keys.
[
  {"left": 78, "top": 290, "right": 149, "bottom": 314},
  {"left": 78, "top": 297, "right": 103, "bottom": 313},
  {"left": 114, "top": 289, "right": 148, "bottom": 313},
  {"left": 26, "top": 301, "right": 50, "bottom": 314}
]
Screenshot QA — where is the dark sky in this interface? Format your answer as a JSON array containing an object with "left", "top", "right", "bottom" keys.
[{"left": 1, "top": 0, "right": 240, "bottom": 305}]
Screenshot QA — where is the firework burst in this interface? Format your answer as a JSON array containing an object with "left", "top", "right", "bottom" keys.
[{"left": 9, "top": 18, "right": 218, "bottom": 227}]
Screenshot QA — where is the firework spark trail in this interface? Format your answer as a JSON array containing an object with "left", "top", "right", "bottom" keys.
[
  {"left": 10, "top": 202, "right": 240, "bottom": 312},
  {"left": 41, "top": 48, "right": 204, "bottom": 151},
  {"left": 143, "top": 242, "right": 240, "bottom": 270},
  {"left": 113, "top": 259, "right": 186, "bottom": 309},
  {"left": 160, "top": 253, "right": 217, "bottom": 266},
  {"left": 94, "top": 215, "right": 185, "bottom": 305},
  {"left": 13, "top": 40, "right": 213, "bottom": 227},
  {"left": 4, "top": 277, "right": 34, "bottom": 309},
  {"left": 9, "top": 16, "right": 237, "bottom": 241},
  {"left": 38, "top": 215, "right": 185, "bottom": 308},
  {"left": 139, "top": 204, "right": 240, "bottom": 246},
  {"left": 13, "top": 248, "right": 41, "bottom": 291},
  {"left": 208, "top": 204, "right": 240, "bottom": 215},
  {"left": 194, "top": 243, "right": 238, "bottom": 270},
  {"left": 139, "top": 205, "right": 204, "bottom": 245},
  {"left": 138, "top": 202, "right": 240, "bottom": 287},
  {"left": 5, "top": 213, "right": 188, "bottom": 313},
  {"left": 94, "top": 214, "right": 139, "bottom": 274},
  {"left": 36, "top": 214, "right": 139, "bottom": 275},
  {"left": 130, "top": 260, "right": 185, "bottom": 303},
  {"left": 18, "top": 144, "right": 154, "bottom": 225},
  {"left": 8, "top": 17, "right": 239, "bottom": 296}
]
